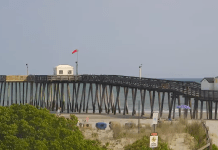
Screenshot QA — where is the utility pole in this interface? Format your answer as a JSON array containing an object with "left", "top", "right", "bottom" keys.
[
  {"left": 26, "top": 64, "right": 28, "bottom": 75},
  {"left": 139, "top": 64, "right": 142, "bottom": 79},
  {"left": 76, "top": 61, "right": 78, "bottom": 76}
]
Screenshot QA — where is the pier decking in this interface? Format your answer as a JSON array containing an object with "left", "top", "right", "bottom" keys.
[{"left": 0, "top": 75, "right": 217, "bottom": 120}]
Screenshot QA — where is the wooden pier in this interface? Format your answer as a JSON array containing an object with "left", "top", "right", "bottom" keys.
[{"left": 0, "top": 75, "right": 217, "bottom": 120}]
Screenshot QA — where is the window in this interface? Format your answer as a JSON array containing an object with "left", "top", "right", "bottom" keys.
[
  {"left": 59, "top": 70, "right": 63, "bottom": 74},
  {"left": 68, "top": 70, "right": 72, "bottom": 74}
]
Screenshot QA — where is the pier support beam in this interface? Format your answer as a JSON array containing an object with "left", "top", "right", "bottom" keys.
[{"left": 160, "top": 92, "right": 165, "bottom": 118}]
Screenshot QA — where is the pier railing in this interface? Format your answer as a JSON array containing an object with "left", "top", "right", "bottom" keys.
[{"left": 0, "top": 75, "right": 218, "bottom": 100}]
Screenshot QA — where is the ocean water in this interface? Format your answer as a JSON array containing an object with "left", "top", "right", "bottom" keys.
[{"left": 0, "top": 78, "right": 208, "bottom": 114}]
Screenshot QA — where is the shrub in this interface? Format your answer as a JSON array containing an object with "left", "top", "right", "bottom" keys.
[
  {"left": 212, "top": 144, "right": 218, "bottom": 150},
  {"left": 124, "top": 135, "right": 170, "bottom": 150},
  {"left": 0, "top": 104, "right": 105, "bottom": 150}
]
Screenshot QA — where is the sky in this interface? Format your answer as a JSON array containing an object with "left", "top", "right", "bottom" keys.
[{"left": 0, "top": 0, "right": 218, "bottom": 78}]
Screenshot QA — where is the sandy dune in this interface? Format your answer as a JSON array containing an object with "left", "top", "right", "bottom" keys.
[{"left": 59, "top": 113, "right": 218, "bottom": 149}]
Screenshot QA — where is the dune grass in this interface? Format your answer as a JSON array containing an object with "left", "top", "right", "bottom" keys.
[
  {"left": 185, "top": 120, "right": 207, "bottom": 149},
  {"left": 79, "top": 118, "right": 213, "bottom": 150}
]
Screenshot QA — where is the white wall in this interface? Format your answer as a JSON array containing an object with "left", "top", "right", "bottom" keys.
[
  {"left": 201, "top": 79, "right": 214, "bottom": 90},
  {"left": 214, "top": 78, "right": 218, "bottom": 90},
  {"left": 54, "top": 65, "right": 74, "bottom": 75}
]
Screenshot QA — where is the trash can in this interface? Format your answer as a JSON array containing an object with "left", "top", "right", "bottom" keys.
[{"left": 96, "top": 122, "right": 107, "bottom": 130}]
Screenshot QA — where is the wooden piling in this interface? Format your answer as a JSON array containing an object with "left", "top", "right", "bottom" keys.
[
  {"left": 123, "top": 87, "right": 129, "bottom": 115},
  {"left": 184, "top": 97, "right": 188, "bottom": 119},
  {"left": 178, "top": 95, "right": 181, "bottom": 118},
  {"left": 111, "top": 88, "right": 115, "bottom": 113},
  {"left": 108, "top": 85, "right": 113, "bottom": 114},
  {"left": 52, "top": 83, "right": 56, "bottom": 111},
  {"left": 160, "top": 92, "right": 165, "bottom": 118},
  {"left": 60, "top": 83, "right": 64, "bottom": 112},
  {"left": 168, "top": 92, "right": 173, "bottom": 119},
  {"left": 140, "top": 89, "right": 146, "bottom": 116},
  {"left": 99, "top": 84, "right": 106, "bottom": 113},
  {"left": 39, "top": 83, "right": 42, "bottom": 108},
  {"left": 90, "top": 83, "right": 94, "bottom": 113},
  {"left": 167, "top": 92, "right": 171, "bottom": 119},
  {"left": 149, "top": 91, "right": 153, "bottom": 118},
  {"left": 83, "top": 83, "right": 87, "bottom": 112},
  {"left": 210, "top": 101, "right": 213, "bottom": 119},
  {"left": 86, "top": 83, "right": 92, "bottom": 113},
  {"left": 169, "top": 93, "right": 174, "bottom": 119},
  {"left": 189, "top": 98, "right": 193, "bottom": 119},
  {"left": 117, "top": 86, "right": 121, "bottom": 114},
  {"left": 43, "top": 83, "right": 46, "bottom": 108},
  {"left": 56, "top": 83, "right": 59, "bottom": 111},
  {"left": 158, "top": 92, "right": 161, "bottom": 118},
  {"left": 132, "top": 88, "right": 137, "bottom": 116},
  {"left": 114, "top": 86, "right": 120, "bottom": 115},
  {"left": 67, "top": 83, "right": 70, "bottom": 113},
  {"left": 206, "top": 101, "right": 209, "bottom": 119},
  {"left": 104, "top": 85, "right": 108, "bottom": 113},
  {"left": 71, "top": 82, "right": 76, "bottom": 112},
  {"left": 2, "top": 82, "right": 6, "bottom": 106},
  {"left": 149, "top": 91, "right": 155, "bottom": 119},
  {"left": 11, "top": 82, "right": 13, "bottom": 105},
  {"left": 105, "top": 85, "right": 109, "bottom": 113},
  {"left": 193, "top": 99, "right": 196, "bottom": 119},
  {"left": 50, "top": 83, "right": 53, "bottom": 110},
  {"left": 30, "top": 82, "right": 33, "bottom": 105},
  {"left": 29, "top": 83, "right": 32, "bottom": 106},
  {"left": 46, "top": 83, "right": 51, "bottom": 110},
  {"left": 173, "top": 93, "right": 176, "bottom": 119},
  {"left": 22, "top": 82, "right": 25, "bottom": 104},
  {"left": 15, "top": 82, "right": 18, "bottom": 104},
  {"left": 215, "top": 102, "right": 217, "bottom": 120},
  {"left": 7, "top": 82, "right": 10, "bottom": 106},
  {"left": 25, "top": 82, "right": 28, "bottom": 104},
  {"left": 79, "top": 83, "right": 85, "bottom": 113},
  {"left": 93, "top": 83, "right": 99, "bottom": 113},
  {"left": 200, "top": 100, "right": 203, "bottom": 119}
]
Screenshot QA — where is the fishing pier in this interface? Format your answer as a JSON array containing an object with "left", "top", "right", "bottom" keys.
[{"left": 0, "top": 75, "right": 217, "bottom": 120}]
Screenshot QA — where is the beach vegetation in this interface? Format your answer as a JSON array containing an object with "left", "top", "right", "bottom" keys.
[
  {"left": 0, "top": 104, "right": 106, "bottom": 150},
  {"left": 212, "top": 144, "right": 218, "bottom": 150},
  {"left": 124, "top": 135, "right": 170, "bottom": 150},
  {"left": 185, "top": 121, "right": 207, "bottom": 149}
]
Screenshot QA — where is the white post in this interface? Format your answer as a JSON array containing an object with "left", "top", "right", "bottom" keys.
[
  {"left": 26, "top": 64, "right": 29, "bottom": 75},
  {"left": 139, "top": 64, "right": 142, "bottom": 79}
]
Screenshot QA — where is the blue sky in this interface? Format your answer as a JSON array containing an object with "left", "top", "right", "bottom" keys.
[{"left": 0, "top": 0, "right": 217, "bottom": 78}]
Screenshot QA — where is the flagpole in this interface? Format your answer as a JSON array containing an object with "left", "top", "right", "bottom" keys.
[{"left": 77, "top": 50, "right": 78, "bottom": 75}]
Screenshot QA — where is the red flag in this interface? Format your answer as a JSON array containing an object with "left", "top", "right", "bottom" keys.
[{"left": 72, "top": 49, "right": 78, "bottom": 54}]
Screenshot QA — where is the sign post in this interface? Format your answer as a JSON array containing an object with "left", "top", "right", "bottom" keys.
[{"left": 150, "top": 112, "right": 159, "bottom": 149}]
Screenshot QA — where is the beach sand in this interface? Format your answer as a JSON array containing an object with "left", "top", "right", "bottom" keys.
[{"left": 59, "top": 112, "right": 218, "bottom": 149}]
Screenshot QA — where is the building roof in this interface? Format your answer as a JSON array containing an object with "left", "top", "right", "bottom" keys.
[
  {"left": 55, "top": 65, "right": 73, "bottom": 68},
  {"left": 201, "top": 78, "right": 214, "bottom": 83}
]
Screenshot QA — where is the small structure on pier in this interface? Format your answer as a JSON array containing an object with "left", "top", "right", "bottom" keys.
[
  {"left": 53, "top": 65, "right": 74, "bottom": 75},
  {"left": 214, "top": 77, "right": 218, "bottom": 90},
  {"left": 201, "top": 77, "right": 214, "bottom": 90}
]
